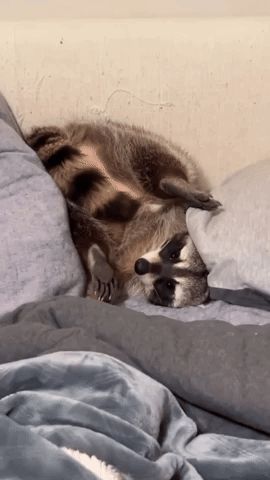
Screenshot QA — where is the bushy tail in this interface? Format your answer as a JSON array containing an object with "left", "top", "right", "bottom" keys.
[{"left": 25, "top": 126, "right": 81, "bottom": 171}]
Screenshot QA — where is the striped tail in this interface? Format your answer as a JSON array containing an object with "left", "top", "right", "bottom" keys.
[{"left": 25, "top": 126, "right": 81, "bottom": 171}]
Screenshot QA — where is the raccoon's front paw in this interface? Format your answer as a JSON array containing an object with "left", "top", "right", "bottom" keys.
[{"left": 87, "top": 244, "right": 119, "bottom": 303}]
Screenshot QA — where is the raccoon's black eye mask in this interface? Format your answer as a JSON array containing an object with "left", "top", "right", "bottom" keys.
[
  {"left": 135, "top": 232, "right": 190, "bottom": 277},
  {"left": 159, "top": 232, "right": 188, "bottom": 263}
]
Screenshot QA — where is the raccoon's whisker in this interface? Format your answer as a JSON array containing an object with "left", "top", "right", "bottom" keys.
[{"left": 153, "top": 285, "right": 163, "bottom": 304}]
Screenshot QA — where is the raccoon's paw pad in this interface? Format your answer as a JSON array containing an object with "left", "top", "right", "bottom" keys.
[{"left": 187, "top": 192, "right": 222, "bottom": 211}]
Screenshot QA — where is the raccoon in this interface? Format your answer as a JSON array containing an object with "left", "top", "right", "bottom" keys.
[{"left": 25, "top": 120, "right": 220, "bottom": 307}]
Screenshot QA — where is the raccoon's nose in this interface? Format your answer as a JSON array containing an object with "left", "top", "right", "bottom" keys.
[{"left": 134, "top": 258, "right": 150, "bottom": 275}]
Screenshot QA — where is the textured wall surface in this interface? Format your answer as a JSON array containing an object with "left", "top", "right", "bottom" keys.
[
  {"left": 1, "top": 0, "right": 270, "bottom": 19},
  {"left": 1, "top": 18, "right": 270, "bottom": 187}
]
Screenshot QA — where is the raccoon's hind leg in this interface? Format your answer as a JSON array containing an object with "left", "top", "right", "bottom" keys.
[
  {"left": 159, "top": 177, "right": 221, "bottom": 211},
  {"left": 131, "top": 143, "right": 220, "bottom": 211}
]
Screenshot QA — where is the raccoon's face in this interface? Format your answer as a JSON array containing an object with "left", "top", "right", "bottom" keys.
[{"left": 134, "top": 232, "right": 209, "bottom": 308}]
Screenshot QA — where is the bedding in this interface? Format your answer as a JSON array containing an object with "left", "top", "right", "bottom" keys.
[
  {"left": 187, "top": 158, "right": 270, "bottom": 310},
  {"left": 0, "top": 97, "right": 86, "bottom": 317},
  {"left": 125, "top": 295, "right": 270, "bottom": 324},
  {"left": 1, "top": 93, "right": 270, "bottom": 479},
  {"left": 1, "top": 297, "right": 270, "bottom": 480},
  {"left": 0, "top": 351, "right": 200, "bottom": 480}
]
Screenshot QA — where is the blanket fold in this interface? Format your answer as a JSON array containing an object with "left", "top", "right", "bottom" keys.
[
  {"left": 1, "top": 296, "right": 270, "bottom": 440},
  {"left": 1, "top": 350, "right": 270, "bottom": 480}
]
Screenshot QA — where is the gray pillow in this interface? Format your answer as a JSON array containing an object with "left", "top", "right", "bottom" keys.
[
  {"left": 0, "top": 118, "right": 86, "bottom": 317},
  {"left": 187, "top": 158, "right": 270, "bottom": 311}
]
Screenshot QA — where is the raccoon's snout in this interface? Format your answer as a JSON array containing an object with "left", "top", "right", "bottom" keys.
[{"left": 134, "top": 258, "right": 150, "bottom": 275}]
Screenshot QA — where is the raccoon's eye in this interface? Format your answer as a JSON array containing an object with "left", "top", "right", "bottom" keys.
[
  {"left": 166, "top": 280, "right": 175, "bottom": 290},
  {"left": 169, "top": 250, "right": 180, "bottom": 261}
]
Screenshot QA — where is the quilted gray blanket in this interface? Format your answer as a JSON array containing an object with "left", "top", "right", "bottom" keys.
[{"left": 1, "top": 296, "right": 270, "bottom": 479}]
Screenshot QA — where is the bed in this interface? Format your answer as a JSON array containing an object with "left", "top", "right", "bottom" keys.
[{"left": 1, "top": 15, "right": 270, "bottom": 479}]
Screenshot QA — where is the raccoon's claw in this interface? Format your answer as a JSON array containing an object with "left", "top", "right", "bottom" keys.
[
  {"left": 89, "top": 276, "right": 119, "bottom": 304},
  {"left": 86, "top": 244, "right": 119, "bottom": 304},
  {"left": 98, "top": 278, "right": 119, "bottom": 303}
]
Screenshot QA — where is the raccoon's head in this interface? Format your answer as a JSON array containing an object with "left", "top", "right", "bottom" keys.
[
  {"left": 134, "top": 232, "right": 209, "bottom": 308},
  {"left": 115, "top": 202, "right": 209, "bottom": 308}
]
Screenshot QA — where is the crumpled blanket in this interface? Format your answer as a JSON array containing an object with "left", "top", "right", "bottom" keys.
[{"left": 1, "top": 350, "right": 270, "bottom": 480}]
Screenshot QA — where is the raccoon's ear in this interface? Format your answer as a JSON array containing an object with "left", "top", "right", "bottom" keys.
[{"left": 159, "top": 177, "right": 221, "bottom": 211}]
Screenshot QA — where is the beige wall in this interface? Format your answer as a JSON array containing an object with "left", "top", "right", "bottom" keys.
[
  {"left": 1, "top": 0, "right": 270, "bottom": 19},
  {"left": 1, "top": 17, "right": 270, "bottom": 188}
]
